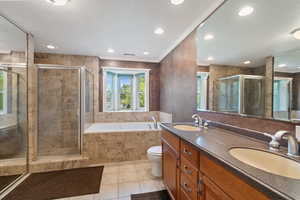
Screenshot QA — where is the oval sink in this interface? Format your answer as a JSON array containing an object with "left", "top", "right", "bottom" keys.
[
  {"left": 229, "top": 148, "right": 300, "bottom": 179},
  {"left": 173, "top": 125, "right": 200, "bottom": 131}
]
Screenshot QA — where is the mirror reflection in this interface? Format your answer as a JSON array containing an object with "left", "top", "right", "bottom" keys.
[
  {"left": 196, "top": 0, "right": 300, "bottom": 120},
  {"left": 0, "top": 16, "right": 27, "bottom": 192},
  {"left": 274, "top": 50, "right": 300, "bottom": 121}
]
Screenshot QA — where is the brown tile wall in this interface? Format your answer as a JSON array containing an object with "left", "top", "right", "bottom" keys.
[{"left": 160, "top": 31, "right": 198, "bottom": 122}]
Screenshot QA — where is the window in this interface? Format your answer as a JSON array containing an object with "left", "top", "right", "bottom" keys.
[
  {"left": 196, "top": 72, "right": 209, "bottom": 111},
  {"left": 0, "top": 71, "right": 7, "bottom": 115},
  {"left": 103, "top": 67, "right": 150, "bottom": 112}
]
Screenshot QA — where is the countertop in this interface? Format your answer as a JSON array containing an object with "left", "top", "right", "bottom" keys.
[{"left": 160, "top": 122, "right": 300, "bottom": 200}]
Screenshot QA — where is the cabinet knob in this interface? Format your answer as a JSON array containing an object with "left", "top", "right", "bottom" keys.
[
  {"left": 182, "top": 182, "right": 192, "bottom": 193},
  {"left": 183, "top": 148, "right": 192, "bottom": 155},
  {"left": 183, "top": 165, "right": 192, "bottom": 175}
]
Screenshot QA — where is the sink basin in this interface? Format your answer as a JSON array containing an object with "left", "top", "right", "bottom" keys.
[
  {"left": 229, "top": 148, "right": 300, "bottom": 179},
  {"left": 173, "top": 125, "right": 200, "bottom": 131}
]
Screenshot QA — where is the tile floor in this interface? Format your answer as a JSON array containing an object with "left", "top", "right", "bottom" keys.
[{"left": 56, "top": 160, "right": 165, "bottom": 200}]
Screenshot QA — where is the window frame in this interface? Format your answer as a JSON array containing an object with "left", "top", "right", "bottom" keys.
[
  {"left": 0, "top": 71, "right": 7, "bottom": 115},
  {"left": 102, "top": 67, "right": 150, "bottom": 112}
]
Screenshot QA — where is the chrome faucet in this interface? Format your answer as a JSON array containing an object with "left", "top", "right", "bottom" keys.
[
  {"left": 264, "top": 130, "right": 300, "bottom": 157},
  {"left": 192, "top": 114, "right": 202, "bottom": 127},
  {"left": 151, "top": 116, "right": 158, "bottom": 129}
]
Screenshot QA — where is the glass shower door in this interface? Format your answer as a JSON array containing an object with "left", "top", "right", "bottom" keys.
[
  {"left": 37, "top": 66, "right": 81, "bottom": 157},
  {"left": 273, "top": 78, "right": 291, "bottom": 120},
  {"left": 243, "top": 77, "right": 265, "bottom": 116},
  {"left": 217, "top": 76, "right": 240, "bottom": 113},
  {"left": 0, "top": 65, "right": 27, "bottom": 191}
]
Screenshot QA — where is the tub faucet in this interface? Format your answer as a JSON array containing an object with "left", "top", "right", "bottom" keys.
[
  {"left": 192, "top": 114, "right": 202, "bottom": 127},
  {"left": 151, "top": 116, "right": 158, "bottom": 129},
  {"left": 264, "top": 130, "right": 300, "bottom": 157}
]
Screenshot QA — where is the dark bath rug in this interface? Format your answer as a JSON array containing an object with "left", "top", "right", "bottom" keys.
[
  {"left": 131, "top": 190, "right": 170, "bottom": 200},
  {"left": 3, "top": 166, "right": 103, "bottom": 200}
]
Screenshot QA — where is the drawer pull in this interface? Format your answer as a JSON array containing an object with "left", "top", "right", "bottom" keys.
[
  {"left": 182, "top": 182, "right": 192, "bottom": 193},
  {"left": 183, "top": 148, "right": 192, "bottom": 156},
  {"left": 183, "top": 165, "right": 192, "bottom": 175}
]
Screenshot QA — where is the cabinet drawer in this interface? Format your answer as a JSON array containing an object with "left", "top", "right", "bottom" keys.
[
  {"left": 181, "top": 140, "right": 199, "bottom": 167},
  {"left": 180, "top": 173, "right": 198, "bottom": 200},
  {"left": 200, "top": 153, "right": 270, "bottom": 200},
  {"left": 180, "top": 187, "right": 192, "bottom": 200},
  {"left": 180, "top": 156, "right": 198, "bottom": 184},
  {"left": 204, "top": 176, "right": 232, "bottom": 200},
  {"left": 162, "top": 130, "right": 179, "bottom": 153}
]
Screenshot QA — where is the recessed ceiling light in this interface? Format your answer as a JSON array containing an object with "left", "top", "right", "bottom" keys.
[
  {"left": 154, "top": 27, "right": 164, "bottom": 35},
  {"left": 107, "top": 48, "right": 114, "bottom": 53},
  {"left": 291, "top": 28, "right": 300, "bottom": 40},
  {"left": 143, "top": 51, "right": 149, "bottom": 55},
  {"left": 171, "top": 0, "right": 184, "bottom": 5},
  {"left": 204, "top": 34, "right": 214, "bottom": 40},
  {"left": 244, "top": 60, "right": 251, "bottom": 64},
  {"left": 278, "top": 64, "right": 287, "bottom": 67},
  {"left": 46, "top": 0, "right": 69, "bottom": 6},
  {"left": 47, "top": 45, "right": 55, "bottom": 49},
  {"left": 239, "top": 6, "right": 254, "bottom": 16},
  {"left": 207, "top": 56, "right": 214, "bottom": 61}
]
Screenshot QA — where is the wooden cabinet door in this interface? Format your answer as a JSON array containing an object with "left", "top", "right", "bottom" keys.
[
  {"left": 203, "top": 176, "right": 232, "bottom": 200},
  {"left": 162, "top": 141, "right": 178, "bottom": 200}
]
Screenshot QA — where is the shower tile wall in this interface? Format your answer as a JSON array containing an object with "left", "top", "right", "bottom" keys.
[{"left": 38, "top": 68, "right": 80, "bottom": 156}]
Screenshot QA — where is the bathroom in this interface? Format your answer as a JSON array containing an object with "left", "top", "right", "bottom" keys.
[{"left": 0, "top": 0, "right": 300, "bottom": 199}]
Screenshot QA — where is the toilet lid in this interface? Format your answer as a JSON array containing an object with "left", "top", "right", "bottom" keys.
[{"left": 147, "top": 146, "right": 162, "bottom": 155}]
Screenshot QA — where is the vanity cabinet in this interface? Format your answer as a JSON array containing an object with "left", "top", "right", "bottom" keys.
[
  {"left": 162, "top": 130, "right": 180, "bottom": 200},
  {"left": 162, "top": 130, "right": 270, "bottom": 200}
]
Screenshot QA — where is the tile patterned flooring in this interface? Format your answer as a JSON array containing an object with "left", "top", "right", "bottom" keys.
[{"left": 56, "top": 160, "right": 164, "bottom": 200}]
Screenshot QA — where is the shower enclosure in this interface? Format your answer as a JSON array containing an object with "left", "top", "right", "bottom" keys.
[
  {"left": 37, "top": 65, "right": 94, "bottom": 157},
  {"left": 217, "top": 75, "right": 265, "bottom": 116},
  {"left": 273, "top": 77, "right": 292, "bottom": 121},
  {"left": 0, "top": 63, "right": 27, "bottom": 190}
]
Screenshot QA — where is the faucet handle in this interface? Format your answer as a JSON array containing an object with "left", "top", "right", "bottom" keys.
[{"left": 263, "top": 132, "right": 280, "bottom": 151}]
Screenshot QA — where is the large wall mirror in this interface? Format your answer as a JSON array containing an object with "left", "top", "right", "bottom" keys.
[
  {"left": 196, "top": 0, "right": 300, "bottom": 121},
  {"left": 0, "top": 16, "right": 27, "bottom": 193}
]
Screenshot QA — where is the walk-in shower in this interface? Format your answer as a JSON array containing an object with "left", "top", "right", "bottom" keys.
[
  {"left": 0, "top": 63, "right": 27, "bottom": 190},
  {"left": 37, "top": 65, "right": 94, "bottom": 157},
  {"left": 217, "top": 74, "right": 265, "bottom": 116}
]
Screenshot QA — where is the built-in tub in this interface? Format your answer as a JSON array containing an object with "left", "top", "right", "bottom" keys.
[
  {"left": 85, "top": 122, "right": 160, "bottom": 133},
  {"left": 83, "top": 122, "right": 161, "bottom": 164}
]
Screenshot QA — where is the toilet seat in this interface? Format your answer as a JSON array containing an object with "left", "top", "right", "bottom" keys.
[{"left": 147, "top": 146, "right": 162, "bottom": 156}]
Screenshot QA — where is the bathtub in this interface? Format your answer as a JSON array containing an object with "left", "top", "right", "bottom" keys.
[
  {"left": 84, "top": 122, "right": 161, "bottom": 133},
  {"left": 83, "top": 122, "right": 161, "bottom": 164}
]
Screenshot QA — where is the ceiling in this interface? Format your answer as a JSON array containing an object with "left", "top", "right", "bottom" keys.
[
  {"left": 197, "top": 0, "right": 300, "bottom": 68},
  {"left": 0, "top": 0, "right": 224, "bottom": 62},
  {"left": 0, "top": 16, "right": 26, "bottom": 54}
]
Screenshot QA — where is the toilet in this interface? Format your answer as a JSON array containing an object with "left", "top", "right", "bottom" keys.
[{"left": 147, "top": 146, "right": 162, "bottom": 177}]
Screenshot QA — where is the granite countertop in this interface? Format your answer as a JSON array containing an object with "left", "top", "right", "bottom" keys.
[{"left": 160, "top": 122, "right": 300, "bottom": 200}]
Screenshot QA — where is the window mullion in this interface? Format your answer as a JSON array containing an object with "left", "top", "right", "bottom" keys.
[
  {"left": 132, "top": 75, "right": 137, "bottom": 111},
  {"left": 114, "top": 73, "right": 118, "bottom": 111}
]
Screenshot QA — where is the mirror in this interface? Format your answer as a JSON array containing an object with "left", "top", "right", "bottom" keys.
[
  {"left": 0, "top": 16, "right": 27, "bottom": 192},
  {"left": 196, "top": 0, "right": 300, "bottom": 121},
  {"left": 274, "top": 50, "right": 300, "bottom": 122}
]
